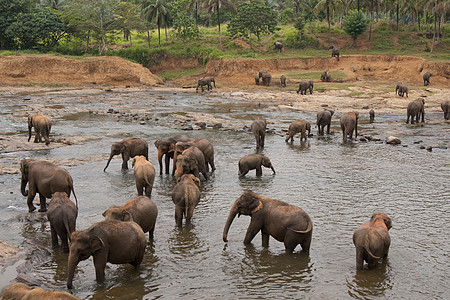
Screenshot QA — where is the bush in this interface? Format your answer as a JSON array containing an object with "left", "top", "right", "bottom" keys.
[
  {"left": 279, "top": 8, "right": 294, "bottom": 25},
  {"left": 343, "top": 10, "right": 369, "bottom": 42},
  {"left": 284, "top": 31, "right": 319, "bottom": 49}
]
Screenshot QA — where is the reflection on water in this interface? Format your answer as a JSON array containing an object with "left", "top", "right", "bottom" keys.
[{"left": 347, "top": 261, "right": 393, "bottom": 299}]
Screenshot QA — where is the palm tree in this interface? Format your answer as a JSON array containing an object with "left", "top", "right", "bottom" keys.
[
  {"left": 314, "top": 0, "right": 343, "bottom": 35},
  {"left": 201, "top": 0, "right": 237, "bottom": 49},
  {"left": 141, "top": 0, "right": 172, "bottom": 47}
]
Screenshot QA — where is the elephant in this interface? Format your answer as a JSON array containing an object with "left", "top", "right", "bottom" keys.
[
  {"left": 132, "top": 156, "right": 155, "bottom": 197},
  {"left": 441, "top": 100, "right": 449, "bottom": 120},
  {"left": 154, "top": 134, "right": 190, "bottom": 175},
  {"left": 196, "top": 76, "right": 216, "bottom": 92},
  {"left": 251, "top": 118, "right": 267, "bottom": 150},
  {"left": 297, "top": 80, "right": 314, "bottom": 95},
  {"left": 254, "top": 74, "right": 260, "bottom": 85},
  {"left": 0, "top": 283, "right": 81, "bottom": 300},
  {"left": 395, "top": 84, "right": 408, "bottom": 97},
  {"left": 274, "top": 41, "right": 283, "bottom": 52},
  {"left": 28, "top": 113, "right": 52, "bottom": 145},
  {"left": 102, "top": 195, "right": 158, "bottom": 240},
  {"left": 340, "top": 111, "right": 359, "bottom": 142},
  {"left": 104, "top": 138, "right": 148, "bottom": 172},
  {"left": 172, "top": 138, "right": 215, "bottom": 175},
  {"left": 47, "top": 192, "right": 78, "bottom": 252},
  {"left": 238, "top": 154, "right": 275, "bottom": 177},
  {"left": 67, "top": 220, "right": 146, "bottom": 289},
  {"left": 369, "top": 109, "right": 375, "bottom": 123},
  {"left": 285, "top": 120, "right": 311, "bottom": 142},
  {"left": 223, "top": 190, "right": 313, "bottom": 253},
  {"left": 353, "top": 213, "right": 392, "bottom": 270},
  {"left": 406, "top": 98, "right": 425, "bottom": 124},
  {"left": 259, "top": 72, "right": 271, "bottom": 86},
  {"left": 280, "top": 75, "right": 287, "bottom": 87},
  {"left": 329, "top": 46, "right": 340, "bottom": 61},
  {"left": 175, "top": 146, "right": 209, "bottom": 181},
  {"left": 20, "top": 159, "right": 78, "bottom": 213},
  {"left": 316, "top": 110, "right": 334, "bottom": 135},
  {"left": 423, "top": 72, "right": 432, "bottom": 86},
  {"left": 320, "top": 70, "right": 331, "bottom": 82},
  {"left": 171, "top": 174, "right": 201, "bottom": 227}
]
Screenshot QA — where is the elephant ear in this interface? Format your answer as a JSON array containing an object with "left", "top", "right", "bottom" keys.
[
  {"left": 189, "top": 157, "right": 197, "bottom": 170},
  {"left": 154, "top": 140, "right": 161, "bottom": 148},
  {"left": 90, "top": 236, "right": 104, "bottom": 253},
  {"left": 122, "top": 210, "right": 133, "bottom": 222},
  {"left": 27, "top": 115, "right": 33, "bottom": 127}
]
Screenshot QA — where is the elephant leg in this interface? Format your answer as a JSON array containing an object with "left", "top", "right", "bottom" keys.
[
  {"left": 136, "top": 183, "right": 144, "bottom": 196},
  {"left": 175, "top": 205, "right": 183, "bottom": 227},
  {"left": 209, "top": 159, "right": 216, "bottom": 172},
  {"left": 121, "top": 153, "right": 129, "bottom": 171},
  {"left": 50, "top": 225, "right": 59, "bottom": 247},
  {"left": 261, "top": 231, "right": 270, "bottom": 247},
  {"left": 283, "top": 231, "right": 300, "bottom": 254},
  {"left": 148, "top": 228, "right": 154, "bottom": 240},
  {"left": 238, "top": 169, "right": 249, "bottom": 177},
  {"left": 243, "top": 224, "right": 260, "bottom": 245},
  {"left": 342, "top": 129, "right": 347, "bottom": 142},
  {"left": 406, "top": 114, "right": 410, "bottom": 124},
  {"left": 144, "top": 186, "right": 152, "bottom": 197},
  {"left": 260, "top": 135, "right": 265, "bottom": 149},
  {"left": 164, "top": 155, "right": 170, "bottom": 175},
  {"left": 300, "top": 236, "right": 312, "bottom": 252},
  {"left": 59, "top": 230, "right": 69, "bottom": 252},
  {"left": 255, "top": 165, "right": 262, "bottom": 176},
  {"left": 326, "top": 124, "right": 331, "bottom": 134},
  {"left": 355, "top": 249, "right": 364, "bottom": 270},
  {"left": 38, "top": 194, "right": 47, "bottom": 212},
  {"left": 93, "top": 255, "right": 107, "bottom": 283},
  {"left": 34, "top": 130, "right": 41, "bottom": 143},
  {"left": 27, "top": 189, "right": 37, "bottom": 212}
]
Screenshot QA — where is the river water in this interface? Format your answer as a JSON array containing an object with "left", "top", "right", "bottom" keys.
[{"left": 0, "top": 89, "right": 449, "bottom": 299}]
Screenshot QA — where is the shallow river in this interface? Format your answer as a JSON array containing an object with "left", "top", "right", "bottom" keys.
[{"left": 0, "top": 89, "right": 449, "bottom": 299}]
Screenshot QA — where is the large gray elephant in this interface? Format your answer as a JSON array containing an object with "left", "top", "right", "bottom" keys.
[
  {"left": 28, "top": 113, "right": 52, "bottom": 145},
  {"left": 175, "top": 146, "right": 209, "bottom": 181},
  {"left": 280, "top": 75, "right": 287, "bottom": 87},
  {"left": 102, "top": 195, "right": 158, "bottom": 240},
  {"left": 317, "top": 109, "right": 334, "bottom": 135},
  {"left": 329, "top": 46, "right": 340, "bottom": 61},
  {"left": 154, "top": 134, "right": 190, "bottom": 175},
  {"left": 104, "top": 138, "right": 148, "bottom": 172},
  {"left": 396, "top": 84, "right": 408, "bottom": 97},
  {"left": 406, "top": 98, "right": 425, "bottom": 124},
  {"left": 340, "top": 111, "right": 359, "bottom": 142},
  {"left": 320, "top": 70, "right": 331, "bottom": 82},
  {"left": 196, "top": 76, "right": 216, "bottom": 92},
  {"left": 353, "top": 213, "right": 392, "bottom": 270},
  {"left": 172, "top": 138, "right": 215, "bottom": 175},
  {"left": 274, "top": 41, "right": 283, "bottom": 52},
  {"left": 20, "top": 159, "right": 78, "bottom": 213},
  {"left": 67, "top": 220, "right": 146, "bottom": 289},
  {"left": 238, "top": 153, "right": 275, "bottom": 177},
  {"left": 423, "top": 72, "right": 432, "bottom": 86},
  {"left": 47, "top": 192, "right": 78, "bottom": 252},
  {"left": 440, "top": 100, "right": 449, "bottom": 120},
  {"left": 223, "top": 190, "right": 313, "bottom": 253},
  {"left": 251, "top": 118, "right": 267, "bottom": 150},
  {"left": 171, "top": 174, "right": 201, "bottom": 227},
  {"left": 285, "top": 120, "right": 311, "bottom": 142},
  {"left": 259, "top": 72, "right": 271, "bottom": 86},
  {"left": 132, "top": 156, "right": 155, "bottom": 197},
  {"left": 297, "top": 80, "right": 314, "bottom": 95}
]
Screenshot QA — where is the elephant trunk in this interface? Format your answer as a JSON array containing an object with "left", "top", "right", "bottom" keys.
[
  {"left": 103, "top": 154, "right": 114, "bottom": 172},
  {"left": 28, "top": 124, "right": 32, "bottom": 142},
  {"left": 157, "top": 149, "right": 164, "bottom": 174},
  {"left": 66, "top": 252, "right": 79, "bottom": 289},
  {"left": 20, "top": 176, "right": 28, "bottom": 196},
  {"left": 223, "top": 203, "right": 239, "bottom": 242},
  {"left": 271, "top": 166, "right": 276, "bottom": 174}
]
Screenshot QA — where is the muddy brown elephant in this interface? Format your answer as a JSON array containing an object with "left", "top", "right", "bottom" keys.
[
  {"left": 196, "top": 76, "right": 215, "bottom": 92},
  {"left": 285, "top": 120, "right": 311, "bottom": 142},
  {"left": 329, "top": 46, "right": 340, "bottom": 61},
  {"left": 172, "top": 138, "right": 215, "bottom": 175},
  {"left": 440, "top": 101, "right": 449, "bottom": 120},
  {"left": 104, "top": 138, "right": 148, "bottom": 172},
  {"left": 369, "top": 109, "right": 375, "bottom": 123},
  {"left": 274, "top": 41, "right": 283, "bottom": 52},
  {"left": 47, "top": 192, "right": 78, "bottom": 252},
  {"left": 20, "top": 159, "right": 78, "bottom": 213},
  {"left": 238, "top": 153, "right": 275, "bottom": 177},
  {"left": 297, "top": 80, "right": 313, "bottom": 95},
  {"left": 406, "top": 98, "right": 425, "bottom": 124},
  {"left": 340, "top": 111, "right": 359, "bottom": 142},
  {"left": 320, "top": 70, "right": 331, "bottom": 82},
  {"left": 132, "top": 156, "right": 155, "bottom": 197},
  {"left": 223, "top": 190, "right": 313, "bottom": 253},
  {"left": 396, "top": 84, "right": 408, "bottom": 97},
  {"left": 317, "top": 110, "right": 334, "bottom": 135},
  {"left": 423, "top": 72, "right": 432, "bottom": 86},
  {"left": 0, "top": 283, "right": 81, "bottom": 300},
  {"left": 353, "top": 213, "right": 392, "bottom": 270},
  {"left": 102, "top": 195, "right": 158, "bottom": 240},
  {"left": 67, "top": 220, "right": 146, "bottom": 289},
  {"left": 280, "top": 75, "right": 287, "bottom": 87},
  {"left": 28, "top": 113, "right": 52, "bottom": 145},
  {"left": 171, "top": 174, "right": 201, "bottom": 227},
  {"left": 251, "top": 118, "right": 267, "bottom": 150},
  {"left": 175, "top": 146, "right": 209, "bottom": 181},
  {"left": 154, "top": 134, "right": 190, "bottom": 175},
  {"left": 259, "top": 72, "right": 271, "bottom": 86}
]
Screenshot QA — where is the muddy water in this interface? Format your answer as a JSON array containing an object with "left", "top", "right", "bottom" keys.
[{"left": 0, "top": 89, "right": 449, "bottom": 299}]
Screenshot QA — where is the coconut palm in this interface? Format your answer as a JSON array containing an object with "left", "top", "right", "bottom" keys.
[
  {"left": 201, "top": 0, "right": 237, "bottom": 49},
  {"left": 314, "top": 0, "right": 344, "bottom": 35},
  {"left": 141, "top": 0, "right": 172, "bottom": 47}
]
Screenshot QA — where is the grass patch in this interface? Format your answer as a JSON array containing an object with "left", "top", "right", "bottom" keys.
[
  {"left": 159, "top": 67, "right": 204, "bottom": 81},
  {"left": 346, "top": 91, "right": 365, "bottom": 97},
  {"left": 174, "top": 112, "right": 187, "bottom": 116}
]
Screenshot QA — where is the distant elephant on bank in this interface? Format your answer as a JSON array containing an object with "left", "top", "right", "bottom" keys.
[
  {"left": 406, "top": 98, "right": 425, "bottom": 124},
  {"left": 280, "top": 75, "right": 287, "bottom": 87},
  {"left": 20, "top": 159, "right": 78, "bottom": 213},
  {"left": 47, "top": 192, "right": 78, "bottom": 252},
  {"left": 320, "top": 70, "right": 331, "bottom": 82},
  {"left": 132, "top": 156, "right": 155, "bottom": 197},
  {"left": 340, "top": 111, "right": 359, "bottom": 142},
  {"left": 172, "top": 138, "right": 215, "bottom": 175},
  {"left": 104, "top": 138, "right": 148, "bottom": 172},
  {"left": 154, "top": 134, "right": 190, "bottom": 175},
  {"left": 441, "top": 100, "right": 449, "bottom": 120},
  {"left": 353, "top": 213, "right": 392, "bottom": 270},
  {"left": 423, "top": 72, "right": 432, "bottom": 86},
  {"left": 285, "top": 120, "right": 311, "bottom": 142},
  {"left": 175, "top": 146, "right": 209, "bottom": 181},
  {"left": 196, "top": 76, "right": 216, "bottom": 92},
  {"left": 103, "top": 195, "right": 158, "bottom": 240},
  {"left": 171, "top": 174, "right": 201, "bottom": 227},
  {"left": 254, "top": 74, "right": 260, "bottom": 85},
  {"left": 297, "top": 80, "right": 313, "bottom": 95},
  {"left": 67, "top": 220, "right": 146, "bottom": 289},
  {"left": 317, "top": 109, "right": 334, "bottom": 135},
  {"left": 396, "top": 84, "right": 408, "bottom": 97},
  {"left": 223, "top": 190, "right": 313, "bottom": 253},
  {"left": 259, "top": 72, "right": 271, "bottom": 86},
  {"left": 238, "top": 153, "right": 275, "bottom": 177},
  {"left": 329, "top": 46, "right": 340, "bottom": 61},
  {"left": 28, "top": 113, "right": 52, "bottom": 145},
  {"left": 369, "top": 109, "right": 375, "bottom": 123},
  {"left": 251, "top": 118, "right": 267, "bottom": 150},
  {"left": 274, "top": 41, "right": 283, "bottom": 52}
]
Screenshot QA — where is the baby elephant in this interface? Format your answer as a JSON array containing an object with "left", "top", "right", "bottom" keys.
[
  {"left": 317, "top": 110, "right": 334, "bottom": 135},
  {"left": 133, "top": 155, "right": 155, "bottom": 197},
  {"left": 423, "top": 72, "right": 432, "bottom": 86},
  {"left": 320, "top": 70, "right": 331, "bottom": 82},
  {"left": 395, "top": 84, "right": 408, "bottom": 97},
  {"left": 171, "top": 174, "right": 201, "bottom": 227},
  {"left": 369, "top": 109, "right": 375, "bottom": 123},
  {"left": 297, "top": 80, "right": 313, "bottom": 95},
  {"left": 353, "top": 213, "right": 392, "bottom": 270},
  {"left": 441, "top": 100, "right": 449, "bottom": 120},
  {"left": 280, "top": 75, "right": 287, "bottom": 87},
  {"left": 103, "top": 195, "right": 158, "bottom": 240},
  {"left": 238, "top": 153, "right": 275, "bottom": 177},
  {"left": 47, "top": 192, "right": 78, "bottom": 252},
  {"left": 285, "top": 120, "right": 311, "bottom": 142}
]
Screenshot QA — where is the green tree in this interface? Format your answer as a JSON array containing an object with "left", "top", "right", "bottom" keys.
[
  {"left": 116, "top": 1, "right": 145, "bottom": 47},
  {"left": 0, "top": 0, "right": 34, "bottom": 49},
  {"left": 141, "top": 0, "right": 172, "bottom": 47},
  {"left": 313, "top": 0, "right": 343, "bottom": 35},
  {"left": 170, "top": 0, "right": 199, "bottom": 41},
  {"left": 201, "top": 0, "right": 237, "bottom": 49},
  {"left": 343, "top": 9, "right": 368, "bottom": 44},
  {"left": 279, "top": 8, "right": 295, "bottom": 24}
]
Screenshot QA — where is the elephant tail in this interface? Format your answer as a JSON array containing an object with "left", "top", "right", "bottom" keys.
[
  {"left": 364, "top": 233, "right": 381, "bottom": 259},
  {"left": 287, "top": 218, "right": 312, "bottom": 234},
  {"left": 63, "top": 217, "right": 73, "bottom": 242},
  {"left": 184, "top": 190, "right": 190, "bottom": 219},
  {"left": 71, "top": 186, "right": 79, "bottom": 210}
]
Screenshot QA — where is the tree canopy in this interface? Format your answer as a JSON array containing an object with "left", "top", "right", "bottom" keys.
[{"left": 343, "top": 9, "right": 368, "bottom": 43}]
